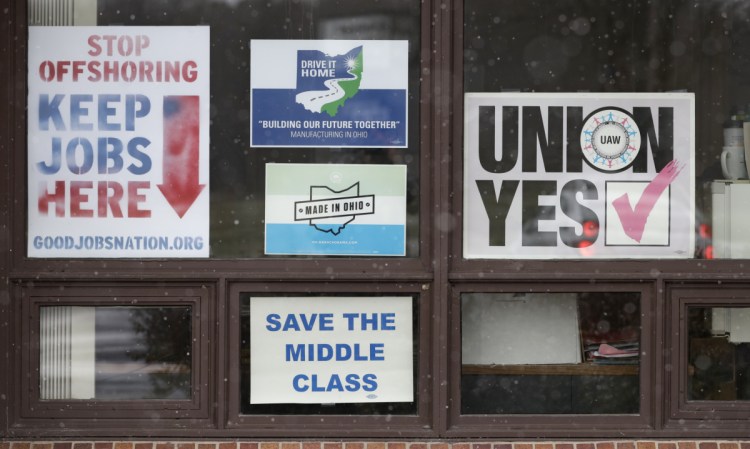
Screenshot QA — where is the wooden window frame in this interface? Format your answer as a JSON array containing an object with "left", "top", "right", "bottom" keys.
[
  {"left": 1, "top": 0, "right": 750, "bottom": 440},
  {"left": 9, "top": 282, "right": 216, "bottom": 436},
  {"left": 223, "top": 281, "right": 434, "bottom": 439},
  {"left": 445, "top": 281, "right": 655, "bottom": 438},
  {"left": 664, "top": 282, "right": 750, "bottom": 433}
]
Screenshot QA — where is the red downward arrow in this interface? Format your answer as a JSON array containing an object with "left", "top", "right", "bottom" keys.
[{"left": 157, "top": 96, "right": 205, "bottom": 218}]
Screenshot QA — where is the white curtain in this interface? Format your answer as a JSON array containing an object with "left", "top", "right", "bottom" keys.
[
  {"left": 40, "top": 306, "right": 96, "bottom": 400},
  {"left": 28, "top": 0, "right": 97, "bottom": 26}
]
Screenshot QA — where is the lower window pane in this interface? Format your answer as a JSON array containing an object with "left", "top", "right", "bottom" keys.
[
  {"left": 461, "top": 292, "right": 640, "bottom": 414},
  {"left": 688, "top": 307, "right": 750, "bottom": 401},
  {"left": 39, "top": 306, "right": 192, "bottom": 400}
]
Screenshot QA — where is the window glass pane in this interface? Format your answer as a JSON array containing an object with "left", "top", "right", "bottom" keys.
[
  {"left": 688, "top": 307, "right": 750, "bottom": 400},
  {"left": 40, "top": 306, "right": 192, "bottom": 400},
  {"left": 463, "top": 0, "right": 750, "bottom": 260},
  {"left": 461, "top": 292, "right": 640, "bottom": 414},
  {"left": 28, "top": 0, "right": 421, "bottom": 259},
  {"left": 239, "top": 293, "right": 418, "bottom": 414}
]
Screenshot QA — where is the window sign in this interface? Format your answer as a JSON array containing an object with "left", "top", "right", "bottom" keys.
[
  {"left": 250, "top": 40, "right": 408, "bottom": 148},
  {"left": 464, "top": 92, "right": 695, "bottom": 259},
  {"left": 265, "top": 163, "right": 407, "bottom": 256},
  {"left": 27, "top": 26, "right": 210, "bottom": 258},
  {"left": 249, "top": 296, "right": 414, "bottom": 404}
]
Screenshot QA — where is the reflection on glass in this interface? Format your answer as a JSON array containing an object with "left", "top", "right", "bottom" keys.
[
  {"left": 688, "top": 307, "right": 750, "bottom": 400},
  {"left": 461, "top": 292, "right": 640, "bottom": 414},
  {"left": 40, "top": 306, "right": 192, "bottom": 400},
  {"left": 464, "top": 0, "right": 750, "bottom": 259},
  {"left": 90, "top": 0, "right": 422, "bottom": 258}
]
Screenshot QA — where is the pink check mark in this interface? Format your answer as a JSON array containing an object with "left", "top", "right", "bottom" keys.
[{"left": 611, "top": 159, "right": 684, "bottom": 243}]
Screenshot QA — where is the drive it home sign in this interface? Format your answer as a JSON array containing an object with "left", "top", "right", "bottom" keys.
[
  {"left": 464, "top": 92, "right": 695, "bottom": 259},
  {"left": 250, "top": 40, "right": 408, "bottom": 148}
]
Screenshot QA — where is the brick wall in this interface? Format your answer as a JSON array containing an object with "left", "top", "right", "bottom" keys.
[{"left": 2, "top": 442, "right": 750, "bottom": 449}]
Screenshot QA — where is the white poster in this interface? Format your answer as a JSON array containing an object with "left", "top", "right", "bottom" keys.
[
  {"left": 265, "top": 163, "right": 407, "bottom": 256},
  {"left": 250, "top": 40, "right": 408, "bottom": 148},
  {"left": 464, "top": 92, "right": 695, "bottom": 259},
  {"left": 28, "top": 26, "right": 210, "bottom": 258},
  {"left": 250, "top": 296, "right": 413, "bottom": 404}
]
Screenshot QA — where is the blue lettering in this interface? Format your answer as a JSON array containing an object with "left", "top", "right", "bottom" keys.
[
  {"left": 126, "top": 137, "right": 151, "bottom": 175},
  {"left": 344, "top": 374, "right": 360, "bottom": 392},
  {"left": 362, "top": 373, "right": 378, "bottom": 392},
  {"left": 70, "top": 94, "right": 94, "bottom": 131},
  {"left": 266, "top": 313, "right": 281, "bottom": 331},
  {"left": 98, "top": 94, "right": 121, "bottom": 131},
  {"left": 65, "top": 137, "right": 94, "bottom": 174},
  {"left": 98, "top": 137, "right": 124, "bottom": 174},
  {"left": 285, "top": 344, "right": 304, "bottom": 361},
  {"left": 37, "top": 137, "right": 62, "bottom": 174},
  {"left": 381, "top": 313, "right": 396, "bottom": 330},
  {"left": 39, "top": 94, "right": 65, "bottom": 131},
  {"left": 371, "top": 343, "right": 385, "bottom": 361},
  {"left": 317, "top": 344, "right": 333, "bottom": 361},
  {"left": 126, "top": 94, "right": 150, "bottom": 131},
  {"left": 311, "top": 374, "right": 326, "bottom": 392},
  {"left": 327, "top": 374, "right": 344, "bottom": 392},
  {"left": 292, "top": 374, "right": 309, "bottom": 392}
]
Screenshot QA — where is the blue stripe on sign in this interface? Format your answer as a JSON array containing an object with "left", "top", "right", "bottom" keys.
[
  {"left": 265, "top": 223, "right": 405, "bottom": 256},
  {"left": 251, "top": 89, "right": 407, "bottom": 147}
]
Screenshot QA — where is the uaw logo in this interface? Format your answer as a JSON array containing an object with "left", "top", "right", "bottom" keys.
[
  {"left": 580, "top": 107, "right": 641, "bottom": 173},
  {"left": 294, "top": 182, "right": 375, "bottom": 235},
  {"left": 295, "top": 46, "right": 363, "bottom": 117}
]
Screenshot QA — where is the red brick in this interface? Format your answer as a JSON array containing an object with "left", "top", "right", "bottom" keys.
[
  {"left": 54, "top": 444, "right": 72, "bottom": 449},
  {"left": 323, "top": 444, "right": 342, "bottom": 449},
  {"left": 32, "top": 444, "right": 52, "bottom": 449},
  {"left": 155, "top": 443, "right": 174, "bottom": 449},
  {"left": 515, "top": 445, "right": 533, "bottom": 449},
  {"left": 240, "top": 444, "right": 258, "bottom": 449},
  {"left": 411, "top": 444, "right": 428, "bottom": 449},
  {"left": 366, "top": 444, "right": 384, "bottom": 449},
  {"left": 719, "top": 444, "right": 739, "bottom": 449},
  {"left": 176, "top": 444, "right": 194, "bottom": 449},
  {"left": 455, "top": 444, "right": 472, "bottom": 449},
  {"left": 73, "top": 445, "right": 92, "bottom": 449},
  {"left": 699, "top": 444, "right": 718, "bottom": 449},
  {"left": 577, "top": 444, "right": 594, "bottom": 449},
  {"left": 617, "top": 443, "right": 635, "bottom": 449},
  {"left": 555, "top": 444, "right": 574, "bottom": 449},
  {"left": 11, "top": 444, "right": 30, "bottom": 449},
  {"left": 740, "top": 444, "right": 750, "bottom": 449},
  {"left": 430, "top": 444, "right": 449, "bottom": 449},
  {"left": 94, "top": 444, "right": 112, "bottom": 449},
  {"left": 282, "top": 443, "right": 300, "bottom": 449},
  {"left": 637, "top": 443, "right": 657, "bottom": 449},
  {"left": 536, "top": 444, "right": 554, "bottom": 449},
  {"left": 387, "top": 444, "right": 406, "bottom": 449},
  {"left": 220, "top": 443, "right": 238, "bottom": 449},
  {"left": 1, "top": 443, "right": 10, "bottom": 449},
  {"left": 135, "top": 444, "right": 153, "bottom": 449},
  {"left": 678, "top": 444, "right": 696, "bottom": 449},
  {"left": 597, "top": 443, "right": 615, "bottom": 449},
  {"left": 260, "top": 444, "right": 279, "bottom": 449},
  {"left": 114, "top": 443, "right": 133, "bottom": 449},
  {"left": 345, "top": 444, "right": 364, "bottom": 449},
  {"left": 658, "top": 444, "right": 676, "bottom": 449}
]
